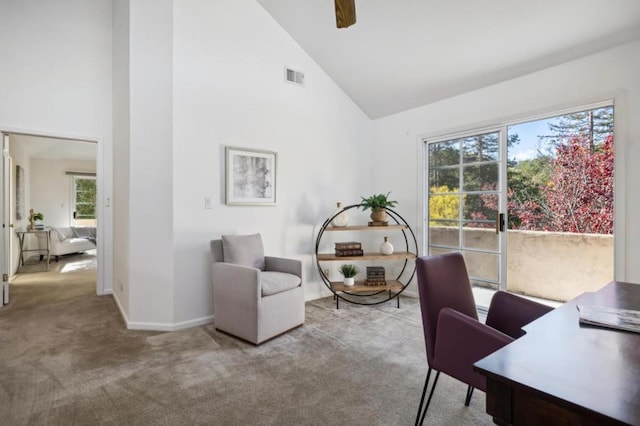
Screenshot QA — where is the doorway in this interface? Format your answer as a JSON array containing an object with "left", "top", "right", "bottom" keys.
[{"left": 0, "top": 131, "right": 102, "bottom": 305}]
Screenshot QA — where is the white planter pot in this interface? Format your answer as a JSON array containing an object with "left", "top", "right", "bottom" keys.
[{"left": 343, "top": 277, "right": 355, "bottom": 286}]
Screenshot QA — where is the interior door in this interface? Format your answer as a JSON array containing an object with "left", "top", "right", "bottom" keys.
[
  {"left": 425, "top": 129, "right": 507, "bottom": 306},
  {"left": 2, "top": 133, "right": 10, "bottom": 305}
]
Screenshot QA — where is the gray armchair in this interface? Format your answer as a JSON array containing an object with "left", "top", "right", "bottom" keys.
[{"left": 210, "top": 234, "right": 305, "bottom": 344}]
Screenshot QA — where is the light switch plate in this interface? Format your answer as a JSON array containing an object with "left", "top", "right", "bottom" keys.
[{"left": 205, "top": 197, "right": 214, "bottom": 209}]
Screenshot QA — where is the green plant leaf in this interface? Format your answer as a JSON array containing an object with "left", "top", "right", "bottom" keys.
[
  {"left": 359, "top": 192, "right": 398, "bottom": 211},
  {"left": 338, "top": 264, "right": 359, "bottom": 278}
]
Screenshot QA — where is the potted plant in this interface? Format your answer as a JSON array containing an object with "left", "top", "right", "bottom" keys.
[
  {"left": 360, "top": 192, "right": 397, "bottom": 223},
  {"left": 28, "top": 209, "right": 44, "bottom": 230},
  {"left": 338, "top": 264, "right": 359, "bottom": 286}
]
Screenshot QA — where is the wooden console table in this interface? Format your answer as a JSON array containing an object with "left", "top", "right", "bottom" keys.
[
  {"left": 474, "top": 281, "right": 640, "bottom": 425},
  {"left": 16, "top": 228, "right": 51, "bottom": 271}
]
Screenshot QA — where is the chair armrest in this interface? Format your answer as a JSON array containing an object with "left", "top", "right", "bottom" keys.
[
  {"left": 433, "top": 308, "right": 514, "bottom": 390},
  {"left": 49, "top": 231, "right": 61, "bottom": 244},
  {"left": 212, "top": 262, "right": 261, "bottom": 305},
  {"left": 486, "top": 291, "right": 554, "bottom": 339},
  {"left": 265, "top": 256, "right": 302, "bottom": 278}
]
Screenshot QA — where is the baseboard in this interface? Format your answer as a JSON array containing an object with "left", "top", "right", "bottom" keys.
[
  {"left": 110, "top": 290, "right": 215, "bottom": 331},
  {"left": 168, "top": 315, "right": 216, "bottom": 331},
  {"left": 304, "top": 286, "right": 333, "bottom": 302},
  {"left": 402, "top": 290, "right": 418, "bottom": 298},
  {"left": 111, "top": 291, "right": 130, "bottom": 327},
  {"left": 125, "top": 314, "right": 215, "bottom": 332}
]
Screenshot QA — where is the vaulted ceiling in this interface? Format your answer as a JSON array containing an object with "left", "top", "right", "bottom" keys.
[{"left": 257, "top": 0, "right": 640, "bottom": 119}]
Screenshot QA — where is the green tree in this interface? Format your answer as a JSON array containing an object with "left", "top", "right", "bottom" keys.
[
  {"left": 506, "top": 156, "right": 551, "bottom": 228},
  {"left": 429, "top": 185, "right": 459, "bottom": 226},
  {"left": 75, "top": 178, "right": 96, "bottom": 219},
  {"left": 505, "top": 106, "right": 613, "bottom": 232},
  {"left": 541, "top": 106, "right": 613, "bottom": 153}
]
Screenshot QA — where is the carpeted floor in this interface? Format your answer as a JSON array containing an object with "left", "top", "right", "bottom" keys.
[{"left": 0, "top": 253, "right": 492, "bottom": 425}]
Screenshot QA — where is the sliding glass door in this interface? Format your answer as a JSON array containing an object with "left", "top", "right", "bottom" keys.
[
  {"left": 425, "top": 130, "right": 507, "bottom": 299},
  {"left": 424, "top": 103, "right": 614, "bottom": 305}
]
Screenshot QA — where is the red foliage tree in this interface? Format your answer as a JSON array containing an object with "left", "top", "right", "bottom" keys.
[
  {"left": 542, "top": 135, "right": 613, "bottom": 234},
  {"left": 477, "top": 135, "right": 613, "bottom": 234}
]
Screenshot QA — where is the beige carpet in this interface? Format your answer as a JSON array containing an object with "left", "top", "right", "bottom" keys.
[{"left": 0, "top": 256, "right": 492, "bottom": 425}]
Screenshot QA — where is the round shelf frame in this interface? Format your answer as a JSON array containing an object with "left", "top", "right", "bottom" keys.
[{"left": 314, "top": 203, "right": 418, "bottom": 307}]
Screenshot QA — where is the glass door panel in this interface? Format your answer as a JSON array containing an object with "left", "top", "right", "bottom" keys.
[
  {"left": 426, "top": 130, "right": 505, "bottom": 302},
  {"left": 505, "top": 105, "right": 614, "bottom": 302}
]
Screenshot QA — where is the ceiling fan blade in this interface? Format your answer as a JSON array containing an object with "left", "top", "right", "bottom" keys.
[{"left": 335, "top": 0, "right": 356, "bottom": 28}]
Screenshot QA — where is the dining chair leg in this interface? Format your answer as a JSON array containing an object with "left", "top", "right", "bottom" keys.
[
  {"left": 414, "top": 368, "right": 432, "bottom": 426},
  {"left": 465, "top": 385, "right": 474, "bottom": 406},
  {"left": 418, "top": 371, "right": 440, "bottom": 426}
]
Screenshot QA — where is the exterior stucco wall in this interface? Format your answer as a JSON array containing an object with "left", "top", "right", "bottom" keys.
[{"left": 430, "top": 227, "right": 613, "bottom": 301}]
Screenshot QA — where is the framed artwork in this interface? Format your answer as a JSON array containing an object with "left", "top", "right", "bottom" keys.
[
  {"left": 16, "top": 165, "right": 24, "bottom": 220},
  {"left": 226, "top": 147, "right": 277, "bottom": 206}
]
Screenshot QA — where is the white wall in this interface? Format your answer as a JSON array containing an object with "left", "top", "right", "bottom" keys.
[
  {"left": 0, "top": 0, "right": 113, "bottom": 294},
  {"left": 125, "top": 0, "right": 175, "bottom": 326},
  {"left": 30, "top": 158, "right": 97, "bottom": 228},
  {"left": 372, "top": 39, "right": 640, "bottom": 288},
  {"left": 171, "top": 0, "right": 373, "bottom": 325},
  {"left": 112, "top": 0, "right": 131, "bottom": 316}
]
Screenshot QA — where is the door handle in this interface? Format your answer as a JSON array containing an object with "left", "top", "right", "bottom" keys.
[
  {"left": 73, "top": 211, "right": 77, "bottom": 219},
  {"left": 495, "top": 213, "right": 505, "bottom": 234}
]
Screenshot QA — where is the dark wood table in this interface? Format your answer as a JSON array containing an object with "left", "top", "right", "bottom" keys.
[{"left": 474, "top": 281, "right": 640, "bottom": 425}]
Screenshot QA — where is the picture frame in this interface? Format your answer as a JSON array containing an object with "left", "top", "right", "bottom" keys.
[
  {"left": 225, "top": 147, "right": 277, "bottom": 206},
  {"left": 16, "top": 165, "right": 24, "bottom": 220}
]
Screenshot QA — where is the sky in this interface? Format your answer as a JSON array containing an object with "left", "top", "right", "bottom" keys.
[{"left": 508, "top": 118, "right": 554, "bottom": 162}]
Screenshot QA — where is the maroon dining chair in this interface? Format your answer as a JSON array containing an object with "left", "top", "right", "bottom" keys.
[{"left": 415, "top": 252, "right": 553, "bottom": 425}]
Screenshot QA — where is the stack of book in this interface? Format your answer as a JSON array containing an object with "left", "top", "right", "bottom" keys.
[
  {"left": 365, "top": 266, "right": 386, "bottom": 286},
  {"left": 334, "top": 241, "right": 363, "bottom": 257}
]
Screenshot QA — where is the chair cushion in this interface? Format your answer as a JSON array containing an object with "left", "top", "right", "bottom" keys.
[
  {"left": 221, "top": 233, "right": 265, "bottom": 270},
  {"left": 260, "top": 271, "right": 301, "bottom": 297}
]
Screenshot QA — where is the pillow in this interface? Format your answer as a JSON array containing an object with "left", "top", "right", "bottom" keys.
[
  {"left": 59, "top": 228, "right": 76, "bottom": 239},
  {"left": 221, "top": 233, "right": 265, "bottom": 270},
  {"left": 53, "top": 228, "right": 67, "bottom": 242}
]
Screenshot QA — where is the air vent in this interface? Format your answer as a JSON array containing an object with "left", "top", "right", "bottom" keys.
[{"left": 285, "top": 67, "right": 305, "bottom": 87}]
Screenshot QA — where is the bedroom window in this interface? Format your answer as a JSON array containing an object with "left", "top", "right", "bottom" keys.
[{"left": 72, "top": 176, "right": 96, "bottom": 227}]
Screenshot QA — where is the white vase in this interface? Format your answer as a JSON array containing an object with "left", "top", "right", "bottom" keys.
[
  {"left": 380, "top": 236, "right": 394, "bottom": 255},
  {"left": 331, "top": 202, "right": 350, "bottom": 227},
  {"left": 343, "top": 277, "right": 355, "bottom": 286}
]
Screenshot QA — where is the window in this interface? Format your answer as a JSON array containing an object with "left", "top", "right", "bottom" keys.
[
  {"left": 73, "top": 176, "right": 96, "bottom": 227},
  {"left": 424, "top": 102, "right": 614, "bottom": 304}
]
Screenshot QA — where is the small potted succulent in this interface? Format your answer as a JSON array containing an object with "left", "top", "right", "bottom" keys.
[
  {"left": 338, "top": 264, "right": 359, "bottom": 286},
  {"left": 360, "top": 192, "right": 397, "bottom": 223}
]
